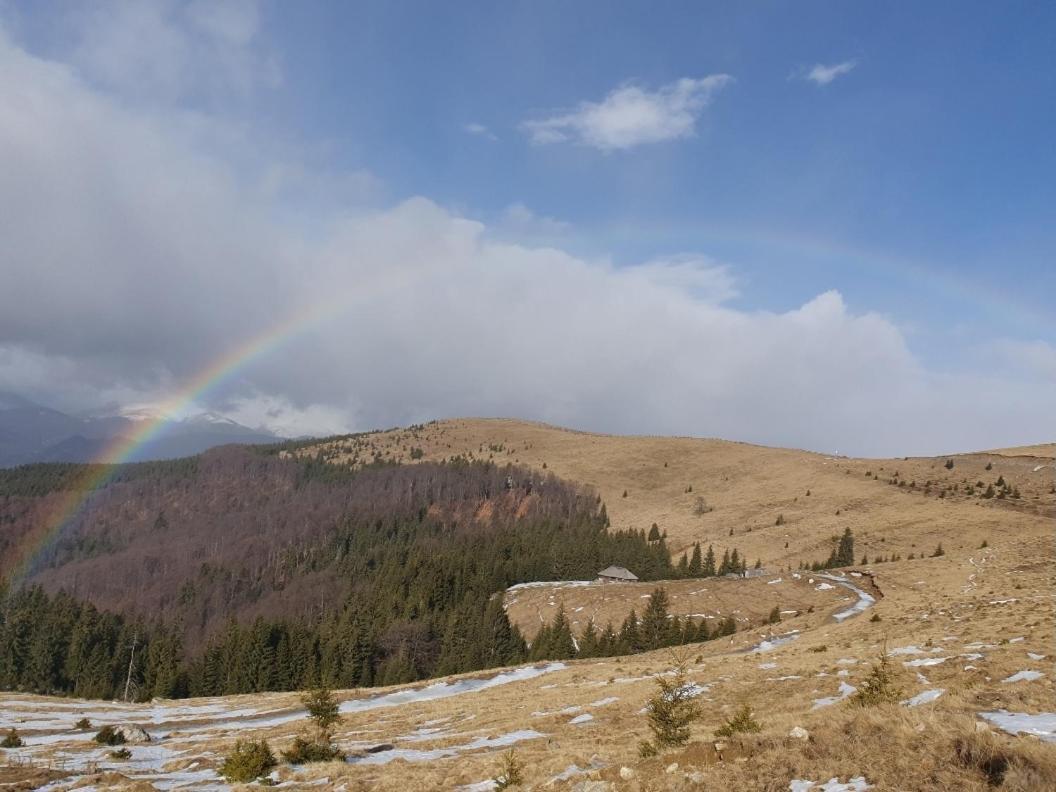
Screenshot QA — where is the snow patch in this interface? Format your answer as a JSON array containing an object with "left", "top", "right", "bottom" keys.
[
  {"left": 789, "top": 778, "right": 871, "bottom": 791},
  {"left": 1003, "top": 670, "right": 1044, "bottom": 683},
  {"left": 903, "top": 689, "right": 945, "bottom": 707},
  {"left": 340, "top": 662, "right": 566, "bottom": 714},
  {"left": 812, "top": 682, "right": 857, "bottom": 709},
  {"left": 979, "top": 711, "right": 1056, "bottom": 742}
]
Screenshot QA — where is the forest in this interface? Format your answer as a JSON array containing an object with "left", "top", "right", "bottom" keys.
[{"left": 0, "top": 447, "right": 751, "bottom": 699}]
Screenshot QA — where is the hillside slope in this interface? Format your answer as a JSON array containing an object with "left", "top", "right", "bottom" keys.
[
  {"left": 303, "top": 418, "right": 1054, "bottom": 569},
  {"left": 1, "top": 420, "right": 1053, "bottom": 790}
]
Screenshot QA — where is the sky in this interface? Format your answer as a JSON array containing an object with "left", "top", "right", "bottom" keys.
[{"left": 0, "top": 0, "right": 1053, "bottom": 456}]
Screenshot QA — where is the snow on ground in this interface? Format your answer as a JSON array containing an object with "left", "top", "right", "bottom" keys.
[
  {"left": 347, "top": 729, "right": 547, "bottom": 765},
  {"left": 889, "top": 645, "right": 925, "bottom": 656},
  {"left": 903, "top": 657, "right": 949, "bottom": 668},
  {"left": 339, "top": 662, "right": 567, "bottom": 715},
  {"left": 1002, "top": 670, "right": 1045, "bottom": 683},
  {"left": 505, "top": 580, "right": 594, "bottom": 592},
  {"left": 789, "top": 777, "right": 871, "bottom": 791},
  {"left": 569, "top": 713, "right": 594, "bottom": 724},
  {"left": 979, "top": 711, "right": 1056, "bottom": 742},
  {"left": 811, "top": 682, "right": 857, "bottom": 710},
  {"left": 817, "top": 575, "right": 876, "bottom": 622},
  {"left": 749, "top": 630, "right": 800, "bottom": 653},
  {"left": 902, "top": 689, "right": 945, "bottom": 707}
]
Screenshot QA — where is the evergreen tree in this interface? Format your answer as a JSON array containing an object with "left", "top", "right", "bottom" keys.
[
  {"left": 640, "top": 588, "right": 676, "bottom": 650},
  {"left": 688, "top": 543, "right": 702, "bottom": 576},
  {"left": 703, "top": 545, "right": 716, "bottom": 577}
]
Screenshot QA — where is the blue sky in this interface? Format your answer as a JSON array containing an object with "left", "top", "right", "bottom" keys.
[
  {"left": 0, "top": 1, "right": 1053, "bottom": 454},
  {"left": 227, "top": 2, "right": 1051, "bottom": 345}
]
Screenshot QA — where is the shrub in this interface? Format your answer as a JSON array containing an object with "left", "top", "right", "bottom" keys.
[
  {"left": 931, "top": 544, "right": 945, "bottom": 557},
  {"left": 221, "top": 739, "right": 276, "bottom": 783},
  {"left": 75, "top": 717, "right": 92, "bottom": 730},
  {"left": 493, "top": 748, "right": 525, "bottom": 789},
  {"left": 775, "top": 514, "right": 785, "bottom": 526},
  {"left": 715, "top": 703, "right": 762, "bottom": 738},
  {"left": 870, "top": 613, "right": 882, "bottom": 622},
  {"left": 281, "top": 735, "right": 343, "bottom": 764},
  {"left": 638, "top": 655, "right": 701, "bottom": 756},
  {"left": 109, "top": 747, "right": 132, "bottom": 760},
  {"left": 767, "top": 606, "right": 781, "bottom": 624},
  {"left": 1, "top": 728, "right": 23, "bottom": 748},
  {"left": 945, "top": 459, "right": 954, "bottom": 470},
  {"left": 301, "top": 687, "right": 341, "bottom": 732},
  {"left": 94, "top": 725, "right": 125, "bottom": 746},
  {"left": 850, "top": 646, "right": 901, "bottom": 706}
]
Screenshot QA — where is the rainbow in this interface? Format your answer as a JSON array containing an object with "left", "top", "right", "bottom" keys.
[{"left": 5, "top": 295, "right": 353, "bottom": 588}]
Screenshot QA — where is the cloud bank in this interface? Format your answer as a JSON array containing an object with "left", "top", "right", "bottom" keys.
[{"left": 0, "top": 17, "right": 1051, "bottom": 457}]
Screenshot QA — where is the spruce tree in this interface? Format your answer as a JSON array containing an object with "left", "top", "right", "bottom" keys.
[
  {"left": 703, "top": 545, "right": 716, "bottom": 577},
  {"left": 688, "top": 543, "right": 703, "bottom": 576}
]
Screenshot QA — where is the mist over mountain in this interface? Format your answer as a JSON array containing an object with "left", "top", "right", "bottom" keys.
[{"left": 0, "top": 391, "right": 279, "bottom": 467}]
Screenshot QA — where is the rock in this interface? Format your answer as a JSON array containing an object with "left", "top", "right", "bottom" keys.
[
  {"left": 789, "top": 726, "right": 810, "bottom": 741},
  {"left": 365, "top": 743, "right": 395, "bottom": 754},
  {"left": 713, "top": 741, "right": 727, "bottom": 752},
  {"left": 619, "top": 766, "right": 635, "bottom": 780},
  {"left": 114, "top": 725, "right": 151, "bottom": 744},
  {"left": 975, "top": 721, "right": 991, "bottom": 733},
  {"left": 666, "top": 762, "right": 680, "bottom": 773}
]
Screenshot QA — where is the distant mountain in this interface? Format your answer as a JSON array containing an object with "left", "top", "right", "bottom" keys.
[{"left": 0, "top": 392, "right": 280, "bottom": 467}]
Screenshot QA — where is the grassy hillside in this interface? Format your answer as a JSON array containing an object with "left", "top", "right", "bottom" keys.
[
  {"left": 2, "top": 420, "right": 1052, "bottom": 790},
  {"left": 302, "top": 418, "right": 1054, "bottom": 568}
]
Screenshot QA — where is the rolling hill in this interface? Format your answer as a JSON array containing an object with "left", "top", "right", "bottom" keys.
[{"left": 0, "top": 419, "right": 1053, "bottom": 791}]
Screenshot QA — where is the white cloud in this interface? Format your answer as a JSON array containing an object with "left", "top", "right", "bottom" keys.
[
  {"left": 464, "top": 122, "right": 497, "bottom": 141},
  {"left": 804, "top": 60, "right": 857, "bottom": 86},
  {"left": 67, "top": 0, "right": 276, "bottom": 103},
  {"left": 521, "top": 76, "right": 731, "bottom": 151},
  {"left": 0, "top": 22, "right": 1051, "bottom": 456},
  {"left": 496, "top": 203, "right": 570, "bottom": 238}
]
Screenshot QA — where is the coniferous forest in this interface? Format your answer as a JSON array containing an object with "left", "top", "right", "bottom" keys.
[{"left": 0, "top": 446, "right": 750, "bottom": 700}]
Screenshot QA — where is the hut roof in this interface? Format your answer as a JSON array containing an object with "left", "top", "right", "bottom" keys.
[{"left": 597, "top": 565, "right": 639, "bottom": 581}]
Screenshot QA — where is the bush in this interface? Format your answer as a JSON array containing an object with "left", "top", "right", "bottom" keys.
[
  {"left": 493, "top": 748, "right": 525, "bottom": 789},
  {"left": 75, "top": 717, "right": 92, "bottom": 730},
  {"left": 767, "top": 606, "right": 781, "bottom": 624},
  {"left": 221, "top": 739, "right": 277, "bottom": 782},
  {"left": 1, "top": 728, "right": 23, "bottom": 748},
  {"left": 850, "top": 646, "right": 901, "bottom": 706},
  {"left": 109, "top": 747, "right": 132, "bottom": 760},
  {"left": 94, "top": 725, "right": 126, "bottom": 746},
  {"left": 301, "top": 687, "right": 341, "bottom": 732},
  {"left": 638, "top": 655, "right": 701, "bottom": 756},
  {"left": 715, "top": 703, "right": 762, "bottom": 738},
  {"left": 281, "top": 735, "right": 343, "bottom": 764}
]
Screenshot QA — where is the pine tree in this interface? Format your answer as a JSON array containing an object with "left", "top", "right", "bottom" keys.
[
  {"left": 688, "top": 543, "right": 703, "bottom": 576},
  {"left": 836, "top": 528, "right": 855, "bottom": 567},
  {"left": 638, "top": 654, "right": 701, "bottom": 756},
  {"left": 703, "top": 545, "right": 716, "bottom": 577},
  {"left": 640, "top": 588, "right": 675, "bottom": 650}
]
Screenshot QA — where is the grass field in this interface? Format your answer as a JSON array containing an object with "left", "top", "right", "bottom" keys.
[{"left": 3, "top": 420, "right": 1052, "bottom": 790}]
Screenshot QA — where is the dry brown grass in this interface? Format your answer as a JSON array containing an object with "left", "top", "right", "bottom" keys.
[
  {"left": 4, "top": 421, "right": 1053, "bottom": 790},
  {"left": 503, "top": 575, "right": 852, "bottom": 640},
  {"left": 302, "top": 419, "right": 1054, "bottom": 567}
]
